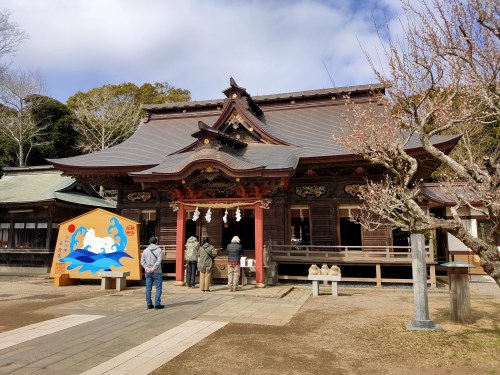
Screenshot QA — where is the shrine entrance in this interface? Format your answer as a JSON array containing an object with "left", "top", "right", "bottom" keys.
[
  {"left": 184, "top": 208, "right": 255, "bottom": 251},
  {"left": 175, "top": 201, "right": 265, "bottom": 287}
]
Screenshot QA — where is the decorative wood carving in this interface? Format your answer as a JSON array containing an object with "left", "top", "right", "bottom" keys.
[
  {"left": 295, "top": 185, "right": 327, "bottom": 198},
  {"left": 344, "top": 184, "right": 367, "bottom": 197},
  {"left": 126, "top": 191, "right": 152, "bottom": 203},
  {"left": 165, "top": 178, "right": 281, "bottom": 201}
]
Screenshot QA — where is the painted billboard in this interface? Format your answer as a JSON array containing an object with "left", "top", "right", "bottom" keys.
[{"left": 50, "top": 208, "right": 142, "bottom": 280}]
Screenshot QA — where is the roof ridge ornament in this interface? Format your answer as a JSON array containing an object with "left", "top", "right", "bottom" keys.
[{"left": 223, "top": 77, "right": 248, "bottom": 100}]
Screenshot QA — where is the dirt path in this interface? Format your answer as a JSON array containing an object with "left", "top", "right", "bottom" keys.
[
  {"left": 1, "top": 275, "right": 498, "bottom": 375},
  {"left": 155, "top": 282, "right": 500, "bottom": 375}
]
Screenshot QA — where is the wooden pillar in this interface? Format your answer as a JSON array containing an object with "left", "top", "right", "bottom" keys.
[
  {"left": 429, "top": 265, "right": 436, "bottom": 289},
  {"left": 254, "top": 204, "right": 265, "bottom": 288},
  {"left": 174, "top": 205, "right": 186, "bottom": 286},
  {"left": 449, "top": 267, "right": 471, "bottom": 324},
  {"left": 375, "top": 264, "right": 382, "bottom": 287}
]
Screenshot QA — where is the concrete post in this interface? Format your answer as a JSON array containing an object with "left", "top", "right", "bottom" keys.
[{"left": 406, "top": 233, "right": 440, "bottom": 330}]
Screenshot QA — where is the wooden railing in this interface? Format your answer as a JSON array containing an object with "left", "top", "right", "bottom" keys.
[
  {"left": 269, "top": 243, "right": 437, "bottom": 287},
  {"left": 139, "top": 244, "right": 436, "bottom": 264},
  {"left": 269, "top": 244, "right": 435, "bottom": 264},
  {"left": 140, "top": 245, "right": 177, "bottom": 261},
  {"left": 139, "top": 243, "right": 438, "bottom": 287}
]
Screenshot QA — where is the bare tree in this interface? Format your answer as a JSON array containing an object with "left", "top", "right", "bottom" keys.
[
  {"left": 0, "top": 10, "right": 28, "bottom": 71},
  {"left": 336, "top": 0, "right": 500, "bottom": 286},
  {"left": 70, "top": 86, "right": 142, "bottom": 153},
  {"left": 0, "top": 68, "right": 46, "bottom": 166}
]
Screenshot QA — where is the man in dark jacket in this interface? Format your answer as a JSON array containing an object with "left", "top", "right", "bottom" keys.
[{"left": 226, "top": 236, "right": 244, "bottom": 292}]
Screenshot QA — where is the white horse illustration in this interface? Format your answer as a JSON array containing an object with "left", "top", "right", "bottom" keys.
[{"left": 83, "top": 228, "right": 116, "bottom": 254}]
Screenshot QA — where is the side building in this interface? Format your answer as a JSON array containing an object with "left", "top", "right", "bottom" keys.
[
  {"left": 49, "top": 79, "right": 460, "bottom": 286},
  {"left": 0, "top": 165, "right": 116, "bottom": 274}
]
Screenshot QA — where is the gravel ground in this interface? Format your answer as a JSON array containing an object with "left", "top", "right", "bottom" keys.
[
  {"left": 155, "top": 276, "right": 500, "bottom": 375},
  {"left": 0, "top": 274, "right": 498, "bottom": 375}
]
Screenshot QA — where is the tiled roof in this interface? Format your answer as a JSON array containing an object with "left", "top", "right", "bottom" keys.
[
  {"left": 142, "top": 83, "right": 385, "bottom": 110},
  {"left": 132, "top": 143, "right": 300, "bottom": 177},
  {"left": 49, "top": 115, "right": 217, "bottom": 168},
  {"left": 420, "top": 183, "right": 479, "bottom": 205},
  {"left": 48, "top": 82, "right": 460, "bottom": 177},
  {"left": 0, "top": 167, "right": 116, "bottom": 208}
]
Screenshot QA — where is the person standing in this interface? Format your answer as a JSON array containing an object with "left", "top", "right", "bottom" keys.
[
  {"left": 226, "top": 236, "right": 244, "bottom": 292},
  {"left": 140, "top": 236, "right": 164, "bottom": 309},
  {"left": 185, "top": 236, "right": 200, "bottom": 288},
  {"left": 198, "top": 237, "right": 217, "bottom": 292}
]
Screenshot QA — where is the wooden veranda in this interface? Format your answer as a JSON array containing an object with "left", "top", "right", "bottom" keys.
[{"left": 143, "top": 243, "right": 438, "bottom": 288}]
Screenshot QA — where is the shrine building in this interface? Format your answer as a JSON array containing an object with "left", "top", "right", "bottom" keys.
[{"left": 49, "top": 79, "right": 461, "bottom": 287}]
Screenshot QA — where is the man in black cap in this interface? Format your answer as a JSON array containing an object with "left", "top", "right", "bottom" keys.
[{"left": 140, "top": 236, "right": 164, "bottom": 309}]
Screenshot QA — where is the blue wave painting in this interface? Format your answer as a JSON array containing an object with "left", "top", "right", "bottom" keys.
[{"left": 60, "top": 217, "right": 133, "bottom": 274}]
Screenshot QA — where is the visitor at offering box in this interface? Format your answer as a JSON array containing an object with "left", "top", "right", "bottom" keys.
[
  {"left": 198, "top": 237, "right": 217, "bottom": 292},
  {"left": 226, "top": 236, "right": 244, "bottom": 292}
]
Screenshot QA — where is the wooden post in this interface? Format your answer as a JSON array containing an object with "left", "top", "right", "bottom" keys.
[
  {"left": 449, "top": 267, "right": 471, "bottom": 324},
  {"left": 174, "top": 205, "right": 186, "bottom": 286},
  {"left": 254, "top": 204, "right": 265, "bottom": 288},
  {"left": 406, "top": 233, "right": 440, "bottom": 330},
  {"left": 375, "top": 264, "right": 382, "bottom": 287},
  {"left": 429, "top": 264, "right": 436, "bottom": 289},
  {"left": 441, "top": 260, "right": 474, "bottom": 324}
]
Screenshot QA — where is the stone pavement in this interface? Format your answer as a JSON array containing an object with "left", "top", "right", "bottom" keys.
[{"left": 0, "top": 281, "right": 310, "bottom": 374}]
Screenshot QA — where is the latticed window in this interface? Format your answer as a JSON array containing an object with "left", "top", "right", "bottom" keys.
[
  {"left": 13, "top": 222, "right": 48, "bottom": 249},
  {"left": 0, "top": 223, "right": 9, "bottom": 248}
]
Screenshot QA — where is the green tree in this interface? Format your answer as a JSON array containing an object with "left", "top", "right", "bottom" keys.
[{"left": 27, "top": 95, "right": 80, "bottom": 164}]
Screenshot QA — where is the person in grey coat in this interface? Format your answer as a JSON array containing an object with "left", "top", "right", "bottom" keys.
[
  {"left": 140, "top": 236, "right": 164, "bottom": 309},
  {"left": 198, "top": 237, "right": 217, "bottom": 292},
  {"left": 184, "top": 236, "right": 200, "bottom": 288}
]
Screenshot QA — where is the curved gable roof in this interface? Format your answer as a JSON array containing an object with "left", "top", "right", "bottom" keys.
[
  {"left": 48, "top": 80, "right": 461, "bottom": 183},
  {"left": 130, "top": 143, "right": 300, "bottom": 181}
]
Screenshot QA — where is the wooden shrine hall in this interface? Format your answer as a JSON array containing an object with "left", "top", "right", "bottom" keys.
[{"left": 49, "top": 78, "right": 460, "bottom": 287}]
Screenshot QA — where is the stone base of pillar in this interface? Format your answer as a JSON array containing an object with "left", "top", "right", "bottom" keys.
[
  {"left": 406, "top": 320, "right": 441, "bottom": 331},
  {"left": 174, "top": 280, "right": 186, "bottom": 286},
  {"left": 255, "top": 282, "right": 266, "bottom": 288}
]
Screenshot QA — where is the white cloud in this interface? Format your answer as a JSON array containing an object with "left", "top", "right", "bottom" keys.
[{"left": 2, "top": 0, "right": 403, "bottom": 103}]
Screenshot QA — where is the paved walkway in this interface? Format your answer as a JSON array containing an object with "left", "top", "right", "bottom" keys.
[{"left": 0, "top": 282, "right": 310, "bottom": 374}]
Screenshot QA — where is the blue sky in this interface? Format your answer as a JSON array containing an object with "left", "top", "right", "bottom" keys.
[{"left": 2, "top": 0, "right": 403, "bottom": 104}]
